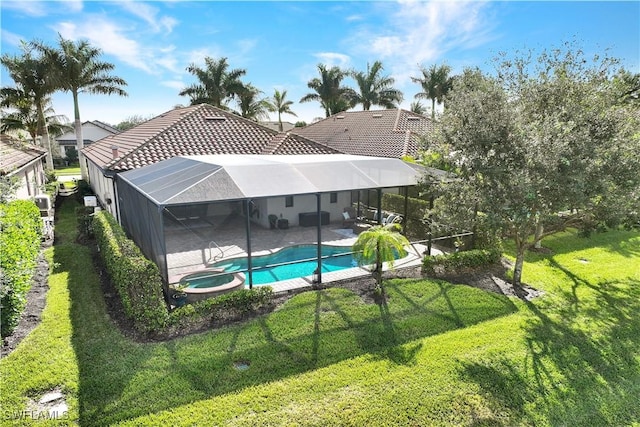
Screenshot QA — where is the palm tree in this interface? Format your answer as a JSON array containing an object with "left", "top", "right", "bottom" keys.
[
  {"left": 350, "top": 61, "right": 403, "bottom": 110},
  {"left": 179, "top": 56, "right": 246, "bottom": 108},
  {"left": 352, "top": 224, "right": 409, "bottom": 290},
  {"left": 300, "top": 64, "right": 356, "bottom": 117},
  {"left": 409, "top": 100, "right": 427, "bottom": 115},
  {"left": 37, "top": 35, "right": 128, "bottom": 178},
  {"left": 236, "top": 84, "right": 270, "bottom": 121},
  {"left": 266, "top": 89, "right": 297, "bottom": 131},
  {"left": 1, "top": 44, "right": 58, "bottom": 168},
  {"left": 1, "top": 91, "right": 71, "bottom": 144},
  {"left": 411, "top": 63, "right": 452, "bottom": 120}
]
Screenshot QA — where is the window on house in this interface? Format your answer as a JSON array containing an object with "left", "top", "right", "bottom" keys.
[
  {"left": 330, "top": 192, "right": 337, "bottom": 203},
  {"left": 285, "top": 196, "right": 294, "bottom": 207}
]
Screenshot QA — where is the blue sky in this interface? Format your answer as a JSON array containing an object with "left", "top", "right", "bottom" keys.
[{"left": 2, "top": 1, "right": 639, "bottom": 127}]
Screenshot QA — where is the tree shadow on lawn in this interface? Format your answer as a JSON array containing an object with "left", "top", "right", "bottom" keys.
[
  {"left": 458, "top": 264, "right": 640, "bottom": 426},
  {"left": 64, "top": 249, "right": 518, "bottom": 426}
]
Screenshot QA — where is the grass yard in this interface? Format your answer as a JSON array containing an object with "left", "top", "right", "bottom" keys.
[
  {"left": 1, "top": 199, "right": 638, "bottom": 426},
  {"left": 54, "top": 166, "right": 81, "bottom": 176}
]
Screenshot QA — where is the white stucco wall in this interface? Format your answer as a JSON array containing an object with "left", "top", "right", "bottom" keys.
[
  {"left": 12, "top": 159, "right": 45, "bottom": 200},
  {"left": 86, "top": 160, "right": 117, "bottom": 217}
]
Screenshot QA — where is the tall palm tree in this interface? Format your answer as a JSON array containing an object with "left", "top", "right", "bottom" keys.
[
  {"left": 236, "top": 84, "right": 270, "bottom": 121},
  {"left": 179, "top": 56, "right": 246, "bottom": 108},
  {"left": 411, "top": 63, "right": 452, "bottom": 120},
  {"left": 266, "top": 89, "right": 297, "bottom": 131},
  {"left": 1, "top": 44, "right": 58, "bottom": 168},
  {"left": 300, "top": 64, "right": 356, "bottom": 117},
  {"left": 350, "top": 61, "right": 403, "bottom": 110},
  {"left": 37, "top": 35, "right": 128, "bottom": 178},
  {"left": 352, "top": 224, "right": 409, "bottom": 290}
]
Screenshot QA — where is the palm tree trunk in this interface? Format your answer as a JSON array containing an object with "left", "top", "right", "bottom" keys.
[
  {"left": 73, "top": 91, "right": 87, "bottom": 180},
  {"left": 36, "top": 99, "right": 53, "bottom": 170},
  {"left": 278, "top": 111, "right": 283, "bottom": 132},
  {"left": 431, "top": 99, "right": 436, "bottom": 120}
]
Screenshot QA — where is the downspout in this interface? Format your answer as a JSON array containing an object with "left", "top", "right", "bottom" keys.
[{"left": 245, "top": 199, "right": 253, "bottom": 288}]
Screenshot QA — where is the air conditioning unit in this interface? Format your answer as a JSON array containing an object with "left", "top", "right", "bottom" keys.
[
  {"left": 34, "top": 194, "right": 53, "bottom": 217},
  {"left": 84, "top": 196, "right": 97, "bottom": 207}
]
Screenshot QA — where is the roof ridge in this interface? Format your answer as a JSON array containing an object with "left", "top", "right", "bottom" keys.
[
  {"left": 261, "top": 132, "right": 289, "bottom": 154},
  {"left": 106, "top": 105, "right": 207, "bottom": 169}
]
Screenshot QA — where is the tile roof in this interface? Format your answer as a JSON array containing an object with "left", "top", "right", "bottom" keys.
[
  {"left": 292, "top": 108, "right": 434, "bottom": 158},
  {"left": 0, "top": 134, "right": 47, "bottom": 176},
  {"left": 83, "top": 104, "right": 338, "bottom": 172}
]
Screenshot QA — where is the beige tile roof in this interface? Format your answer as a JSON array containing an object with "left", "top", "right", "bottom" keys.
[
  {"left": 292, "top": 109, "right": 434, "bottom": 158},
  {"left": 83, "top": 104, "right": 338, "bottom": 171},
  {"left": 0, "top": 134, "right": 46, "bottom": 176}
]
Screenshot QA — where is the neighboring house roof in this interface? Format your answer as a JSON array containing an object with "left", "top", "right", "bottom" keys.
[
  {"left": 56, "top": 120, "right": 120, "bottom": 143},
  {"left": 0, "top": 134, "right": 46, "bottom": 176},
  {"left": 260, "top": 121, "right": 296, "bottom": 132},
  {"left": 83, "top": 104, "right": 340, "bottom": 172},
  {"left": 292, "top": 109, "right": 434, "bottom": 159}
]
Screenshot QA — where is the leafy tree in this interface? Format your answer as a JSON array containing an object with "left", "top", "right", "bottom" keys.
[
  {"left": 300, "top": 64, "right": 356, "bottom": 117},
  {"left": 0, "top": 176, "right": 20, "bottom": 203},
  {"left": 1, "top": 43, "right": 57, "bottom": 168},
  {"left": 266, "top": 89, "right": 297, "bottom": 131},
  {"left": 350, "top": 60, "right": 403, "bottom": 110},
  {"left": 66, "top": 146, "right": 78, "bottom": 163},
  {"left": 431, "top": 44, "right": 640, "bottom": 286},
  {"left": 352, "top": 224, "right": 409, "bottom": 290},
  {"left": 412, "top": 63, "right": 452, "bottom": 120},
  {"left": 179, "top": 56, "right": 246, "bottom": 108},
  {"left": 36, "top": 35, "right": 128, "bottom": 179},
  {"left": 115, "top": 114, "right": 153, "bottom": 131},
  {"left": 236, "top": 84, "right": 270, "bottom": 121}
]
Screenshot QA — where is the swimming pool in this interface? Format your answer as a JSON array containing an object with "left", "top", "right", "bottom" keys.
[{"left": 210, "top": 244, "right": 405, "bottom": 285}]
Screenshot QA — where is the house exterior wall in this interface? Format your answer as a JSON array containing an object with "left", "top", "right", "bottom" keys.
[
  {"left": 87, "top": 160, "right": 117, "bottom": 217},
  {"left": 57, "top": 123, "right": 117, "bottom": 158},
  {"left": 12, "top": 159, "right": 45, "bottom": 200},
  {"left": 264, "top": 191, "right": 352, "bottom": 227}
]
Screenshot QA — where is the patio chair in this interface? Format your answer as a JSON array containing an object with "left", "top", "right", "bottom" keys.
[
  {"left": 342, "top": 206, "right": 357, "bottom": 228},
  {"left": 268, "top": 214, "right": 278, "bottom": 229}
]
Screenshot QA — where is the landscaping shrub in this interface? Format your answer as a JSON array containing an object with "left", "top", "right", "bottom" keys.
[
  {"left": 422, "top": 248, "right": 502, "bottom": 276},
  {"left": 76, "top": 206, "right": 95, "bottom": 237},
  {"left": 0, "top": 200, "right": 42, "bottom": 337},
  {"left": 382, "top": 192, "right": 430, "bottom": 239},
  {"left": 167, "top": 286, "right": 274, "bottom": 330},
  {"left": 93, "top": 211, "right": 169, "bottom": 333},
  {"left": 74, "top": 179, "right": 93, "bottom": 203}
]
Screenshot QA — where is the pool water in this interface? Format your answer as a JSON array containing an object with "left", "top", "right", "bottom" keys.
[
  {"left": 180, "top": 271, "right": 234, "bottom": 289},
  {"left": 211, "top": 244, "right": 405, "bottom": 285}
]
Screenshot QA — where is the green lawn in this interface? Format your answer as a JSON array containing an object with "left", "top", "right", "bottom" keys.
[
  {"left": 1, "top": 199, "right": 638, "bottom": 426},
  {"left": 54, "top": 166, "right": 81, "bottom": 176}
]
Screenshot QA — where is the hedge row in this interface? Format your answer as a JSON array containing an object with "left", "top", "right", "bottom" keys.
[
  {"left": 381, "top": 192, "right": 431, "bottom": 239},
  {"left": 93, "top": 211, "right": 170, "bottom": 332},
  {"left": 0, "top": 200, "right": 42, "bottom": 338},
  {"left": 422, "top": 248, "right": 502, "bottom": 276},
  {"left": 92, "top": 210, "right": 275, "bottom": 334},
  {"left": 167, "top": 286, "right": 274, "bottom": 331}
]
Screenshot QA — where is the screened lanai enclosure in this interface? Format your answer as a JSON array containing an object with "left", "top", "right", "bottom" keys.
[{"left": 116, "top": 154, "right": 435, "bottom": 293}]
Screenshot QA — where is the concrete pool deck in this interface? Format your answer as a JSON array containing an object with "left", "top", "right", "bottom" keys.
[{"left": 165, "top": 215, "right": 441, "bottom": 293}]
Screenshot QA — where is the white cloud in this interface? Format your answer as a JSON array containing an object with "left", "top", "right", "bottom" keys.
[
  {"left": 161, "top": 80, "right": 185, "bottom": 90},
  {"left": 348, "top": 0, "right": 495, "bottom": 84},
  {"left": 1, "top": 29, "right": 25, "bottom": 48},
  {"left": 314, "top": 52, "right": 351, "bottom": 68},
  {"left": 117, "top": 0, "right": 178, "bottom": 33},
  {"left": 1, "top": 1, "right": 48, "bottom": 17},
  {"left": 55, "top": 18, "right": 153, "bottom": 73}
]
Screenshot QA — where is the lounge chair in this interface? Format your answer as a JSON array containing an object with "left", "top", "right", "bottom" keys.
[{"left": 342, "top": 206, "right": 357, "bottom": 228}]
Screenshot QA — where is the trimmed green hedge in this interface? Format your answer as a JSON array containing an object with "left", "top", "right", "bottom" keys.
[
  {"left": 382, "top": 192, "right": 431, "bottom": 239},
  {"left": 422, "top": 248, "right": 502, "bottom": 276},
  {"left": 0, "top": 200, "right": 42, "bottom": 337},
  {"left": 93, "top": 211, "right": 169, "bottom": 332},
  {"left": 167, "top": 286, "right": 274, "bottom": 331}
]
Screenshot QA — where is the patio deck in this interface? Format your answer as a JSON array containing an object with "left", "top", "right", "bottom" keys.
[{"left": 165, "top": 214, "right": 438, "bottom": 293}]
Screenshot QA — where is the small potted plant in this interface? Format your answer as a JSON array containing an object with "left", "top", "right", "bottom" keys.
[{"left": 170, "top": 283, "right": 188, "bottom": 307}]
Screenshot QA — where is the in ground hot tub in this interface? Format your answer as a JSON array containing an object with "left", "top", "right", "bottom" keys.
[{"left": 176, "top": 269, "right": 245, "bottom": 303}]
